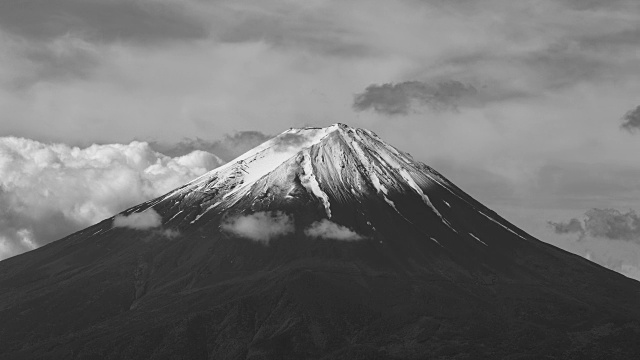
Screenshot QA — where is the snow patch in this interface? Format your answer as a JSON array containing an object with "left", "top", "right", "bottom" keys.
[
  {"left": 398, "top": 169, "right": 442, "bottom": 218},
  {"left": 349, "top": 136, "right": 388, "bottom": 195},
  {"left": 173, "top": 126, "right": 339, "bottom": 201},
  {"left": 383, "top": 195, "right": 400, "bottom": 213},
  {"left": 479, "top": 211, "right": 529, "bottom": 241},
  {"left": 300, "top": 149, "right": 332, "bottom": 218},
  {"left": 469, "top": 233, "right": 488, "bottom": 246},
  {"left": 190, "top": 202, "right": 223, "bottom": 224},
  {"left": 166, "top": 210, "right": 183, "bottom": 223},
  {"left": 430, "top": 237, "right": 443, "bottom": 247}
]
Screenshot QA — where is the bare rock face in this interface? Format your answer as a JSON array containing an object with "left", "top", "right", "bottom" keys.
[{"left": 1, "top": 124, "right": 640, "bottom": 359}]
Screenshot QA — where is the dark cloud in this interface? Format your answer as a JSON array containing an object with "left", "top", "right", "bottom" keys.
[
  {"left": 150, "top": 131, "right": 273, "bottom": 161},
  {"left": 583, "top": 208, "right": 640, "bottom": 241},
  {"left": 548, "top": 218, "right": 585, "bottom": 237},
  {"left": 353, "top": 80, "right": 479, "bottom": 116},
  {"left": 0, "top": 0, "right": 208, "bottom": 44},
  {"left": 549, "top": 208, "right": 640, "bottom": 243},
  {"left": 621, "top": 105, "right": 640, "bottom": 133}
]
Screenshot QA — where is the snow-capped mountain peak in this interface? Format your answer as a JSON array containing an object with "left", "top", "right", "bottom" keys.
[{"left": 141, "top": 123, "right": 466, "bottom": 233}]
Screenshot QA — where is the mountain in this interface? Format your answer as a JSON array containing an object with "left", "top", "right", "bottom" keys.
[{"left": 1, "top": 123, "right": 640, "bottom": 359}]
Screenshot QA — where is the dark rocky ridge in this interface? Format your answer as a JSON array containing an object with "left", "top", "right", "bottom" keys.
[{"left": 1, "top": 124, "right": 639, "bottom": 359}]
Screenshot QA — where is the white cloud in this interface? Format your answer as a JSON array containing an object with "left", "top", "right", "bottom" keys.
[
  {"left": 221, "top": 211, "right": 294, "bottom": 244},
  {"left": 0, "top": 137, "right": 224, "bottom": 260},
  {"left": 113, "top": 209, "right": 162, "bottom": 230},
  {"left": 304, "top": 219, "right": 365, "bottom": 241}
]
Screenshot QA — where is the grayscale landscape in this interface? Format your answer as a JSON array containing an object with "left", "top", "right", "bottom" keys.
[{"left": 1, "top": 1, "right": 640, "bottom": 359}]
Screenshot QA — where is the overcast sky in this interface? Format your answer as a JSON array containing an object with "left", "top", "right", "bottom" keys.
[{"left": 1, "top": 0, "right": 640, "bottom": 279}]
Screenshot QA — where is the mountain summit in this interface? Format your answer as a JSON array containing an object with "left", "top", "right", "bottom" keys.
[{"left": 1, "top": 124, "right": 640, "bottom": 359}]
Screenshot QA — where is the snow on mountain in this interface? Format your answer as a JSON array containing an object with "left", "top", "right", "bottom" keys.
[
  {"left": 134, "top": 124, "right": 449, "bottom": 228},
  {"left": 104, "top": 122, "right": 532, "bottom": 251}
]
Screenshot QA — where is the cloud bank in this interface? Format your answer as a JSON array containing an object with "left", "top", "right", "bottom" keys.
[
  {"left": 305, "top": 219, "right": 365, "bottom": 241},
  {"left": 221, "top": 211, "right": 294, "bottom": 244},
  {"left": 113, "top": 209, "right": 162, "bottom": 230},
  {"left": 353, "top": 81, "right": 478, "bottom": 115},
  {"left": 0, "top": 137, "right": 224, "bottom": 260}
]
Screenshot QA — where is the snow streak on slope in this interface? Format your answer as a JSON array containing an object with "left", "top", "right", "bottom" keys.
[
  {"left": 334, "top": 127, "right": 444, "bottom": 221},
  {"left": 300, "top": 149, "right": 332, "bottom": 218}
]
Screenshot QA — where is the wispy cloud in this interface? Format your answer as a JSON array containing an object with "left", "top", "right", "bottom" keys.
[
  {"left": 221, "top": 211, "right": 294, "bottom": 244},
  {"left": 548, "top": 218, "right": 585, "bottom": 238},
  {"left": 304, "top": 219, "right": 365, "bottom": 241},
  {"left": 113, "top": 209, "right": 162, "bottom": 230}
]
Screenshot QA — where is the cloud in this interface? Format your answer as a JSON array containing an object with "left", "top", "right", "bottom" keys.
[
  {"left": 160, "top": 229, "right": 180, "bottom": 239},
  {"left": 0, "top": 137, "right": 223, "bottom": 260},
  {"left": 548, "top": 218, "right": 585, "bottom": 237},
  {"left": 304, "top": 219, "right": 365, "bottom": 241},
  {"left": 211, "top": 2, "right": 372, "bottom": 58},
  {"left": 221, "top": 211, "right": 294, "bottom": 244},
  {"left": 0, "top": 0, "right": 208, "bottom": 45},
  {"left": 272, "top": 133, "right": 309, "bottom": 152},
  {"left": 113, "top": 209, "right": 162, "bottom": 230},
  {"left": 353, "top": 80, "right": 478, "bottom": 115},
  {"left": 150, "top": 131, "right": 272, "bottom": 161},
  {"left": 8, "top": 34, "right": 101, "bottom": 89},
  {"left": 583, "top": 208, "right": 640, "bottom": 241},
  {"left": 621, "top": 105, "right": 640, "bottom": 132},
  {"left": 539, "top": 207, "right": 640, "bottom": 282},
  {"left": 547, "top": 208, "right": 640, "bottom": 243}
]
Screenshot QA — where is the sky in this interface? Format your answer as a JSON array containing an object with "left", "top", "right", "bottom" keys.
[{"left": 1, "top": 0, "right": 640, "bottom": 280}]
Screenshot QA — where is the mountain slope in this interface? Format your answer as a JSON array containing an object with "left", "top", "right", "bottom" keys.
[{"left": 1, "top": 124, "right": 640, "bottom": 359}]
